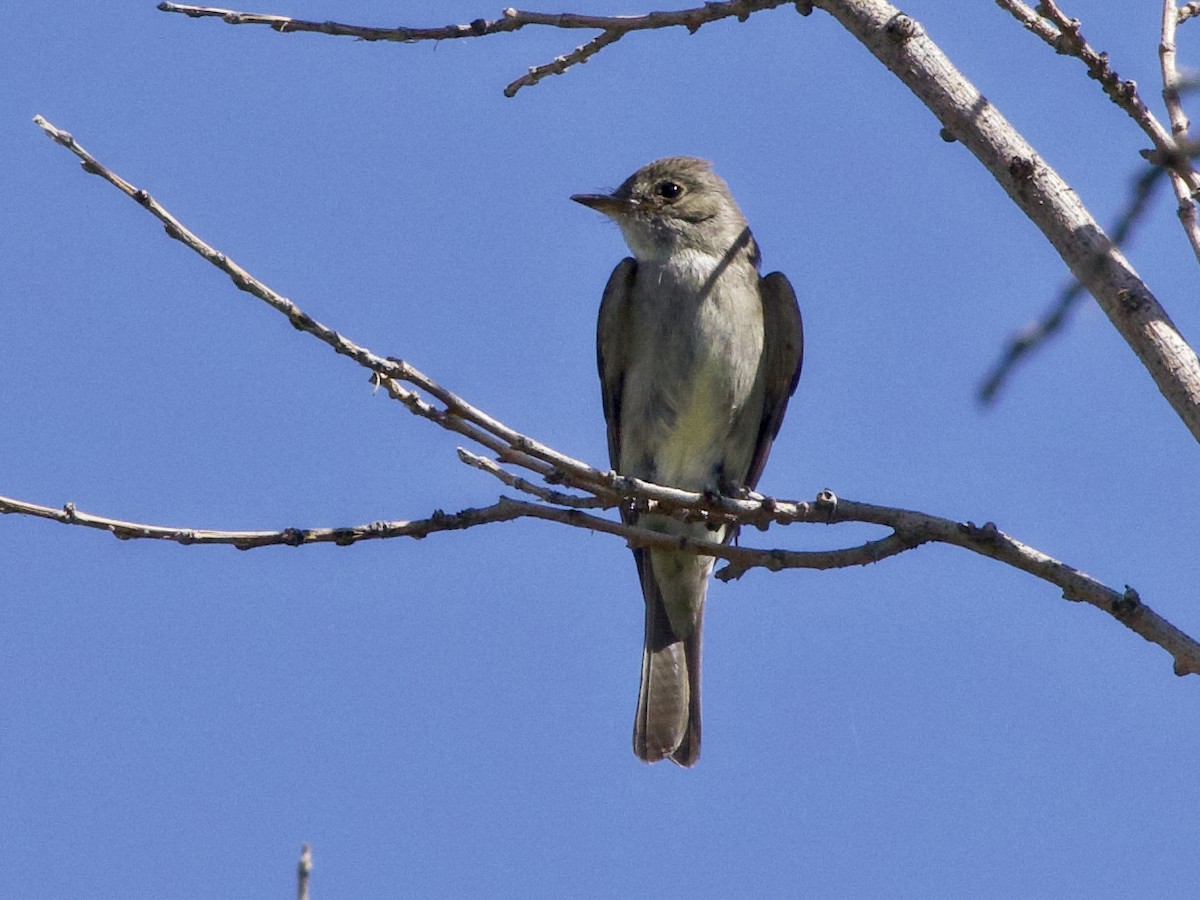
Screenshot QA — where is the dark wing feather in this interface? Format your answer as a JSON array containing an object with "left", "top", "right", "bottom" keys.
[
  {"left": 744, "top": 271, "right": 804, "bottom": 491},
  {"left": 596, "top": 258, "right": 638, "bottom": 478}
]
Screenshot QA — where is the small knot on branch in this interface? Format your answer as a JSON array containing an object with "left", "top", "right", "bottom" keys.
[
  {"left": 961, "top": 520, "right": 1000, "bottom": 543},
  {"left": 1112, "top": 585, "right": 1142, "bottom": 618},
  {"left": 752, "top": 495, "right": 777, "bottom": 531},
  {"left": 1173, "top": 657, "right": 1200, "bottom": 677},
  {"left": 715, "top": 562, "right": 747, "bottom": 582},
  {"left": 884, "top": 13, "right": 921, "bottom": 43},
  {"left": 383, "top": 356, "right": 411, "bottom": 379},
  {"left": 290, "top": 312, "right": 316, "bottom": 332},
  {"left": 815, "top": 489, "right": 838, "bottom": 518},
  {"left": 1008, "top": 155, "right": 1036, "bottom": 182}
]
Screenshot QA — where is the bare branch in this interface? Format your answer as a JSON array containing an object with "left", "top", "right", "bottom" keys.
[
  {"left": 0, "top": 491, "right": 536, "bottom": 549},
  {"left": 456, "top": 448, "right": 612, "bottom": 509},
  {"left": 157, "top": 1, "right": 798, "bottom": 95},
  {"left": 1180, "top": 2, "right": 1200, "bottom": 25},
  {"left": 297, "top": 844, "right": 311, "bottom": 900},
  {"left": 29, "top": 115, "right": 621, "bottom": 501},
  {"left": 503, "top": 28, "right": 623, "bottom": 98},
  {"left": 1163, "top": 2, "right": 1193, "bottom": 148},
  {"left": 994, "top": 0, "right": 1200, "bottom": 200},
  {"left": 813, "top": 0, "right": 1200, "bottom": 442},
  {"left": 6, "top": 481, "right": 1198, "bottom": 677},
  {"left": 156, "top": 2, "right": 519, "bottom": 41},
  {"left": 979, "top": 166, "right": 1166, "bottom": 404},
  {"left": 1160, "top": 0, "right": 1200, "bottom": 263}
]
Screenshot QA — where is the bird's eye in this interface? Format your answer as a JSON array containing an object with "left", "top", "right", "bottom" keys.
[{"left": 655, "top": 181, "right": 684, "bottom": 201}]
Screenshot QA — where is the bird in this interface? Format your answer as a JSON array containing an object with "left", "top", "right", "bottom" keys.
[{"left": 572, "top": 157, "right": 803, "bottom": 766}]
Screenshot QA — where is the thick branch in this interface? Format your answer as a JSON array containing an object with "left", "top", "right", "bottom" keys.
[{"left": 813, "top": 0, "right": 1200, "bottom": 442}]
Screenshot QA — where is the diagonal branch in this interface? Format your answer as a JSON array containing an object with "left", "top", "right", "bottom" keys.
[
  {"left": 995, "top": 0, "right": 1200, "bottom": 265},
  {"left": 814, "top": 0, "right": 1200, "bottom": 443},
  {"left": 31, "top": 115, "right": 807, "bottom": 534},
  {"left": 503, "top": 28, "right": 623, "bottom": 98},
  {"left": 994, "top": 0, "right": 1200, "bottom": 198},
  {"left": 30, "top": 115, "right": 618, "bottom": 498}
]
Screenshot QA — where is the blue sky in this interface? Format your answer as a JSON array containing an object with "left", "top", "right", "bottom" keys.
[{"left": 4, "top": 1, "right": 1200, "bottom": 897}]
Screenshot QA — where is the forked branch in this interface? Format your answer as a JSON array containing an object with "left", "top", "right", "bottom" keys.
[{"left": 156, "top": 1, "right": 799, "bottom": 96}]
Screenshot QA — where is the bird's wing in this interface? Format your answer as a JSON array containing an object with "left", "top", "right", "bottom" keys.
[
  {"left": 744, "top": 271, "right": 804, "bottom": 491},
  {"left": 596, "top": 257, "right": 638, "bottom": 477}
]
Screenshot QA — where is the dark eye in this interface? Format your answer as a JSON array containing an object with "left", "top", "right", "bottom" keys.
[{"left": 655, "top": 181, "right": 683, "bottom": 200}]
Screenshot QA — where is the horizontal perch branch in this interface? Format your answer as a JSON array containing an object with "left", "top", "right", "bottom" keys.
[{"left": 157, "top": 0, "right": 800, "bottom": 96}]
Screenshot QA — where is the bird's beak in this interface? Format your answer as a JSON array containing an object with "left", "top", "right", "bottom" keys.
[{"left": 571, "top": 193, "right": 636, "bottom": 218}]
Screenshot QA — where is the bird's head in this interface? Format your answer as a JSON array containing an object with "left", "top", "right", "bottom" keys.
[{"left": 572, "top": 156, "right": 752, "bottom": 263}]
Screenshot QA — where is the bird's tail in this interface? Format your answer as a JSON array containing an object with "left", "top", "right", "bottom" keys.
[{"left": 633, "top": 548, "right": 705, "bottom": 767}]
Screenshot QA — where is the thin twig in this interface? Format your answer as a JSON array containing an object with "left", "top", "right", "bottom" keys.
[
  {"left": 1180, "top": 2, "right": 1200, "bottom": 24},
  {"left": 1160, "top": 0, "right": 1200, "bottom": 263},
  {"left": 157, "top": 1, "right": 798, "bottom": 96},
  {"left": 504, "top": 28, "right": 623, "bottom": 97},
  {"left": 456, "top": 448, "right": 612, "bottom": 508},
  {"left": 994, "top": 0, "right": 1200, "bottom": 199},
  {"left": 0, "top": 491, "right": 533, "bottom": 549}
]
